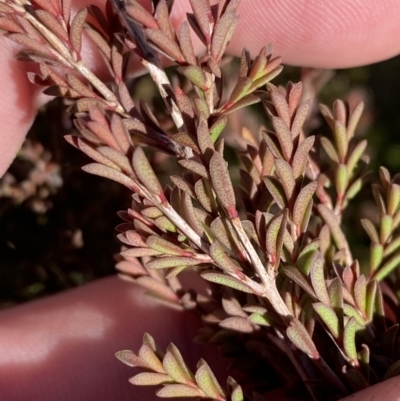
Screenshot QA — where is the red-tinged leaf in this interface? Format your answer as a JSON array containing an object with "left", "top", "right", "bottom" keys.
[
  {"left": 65, "top": 137, "right": 119, "bottom": 170},
  {"left": 293, "top": 181, "right": 317, "bottom": 229},
  {"left": 129, "top": 372, "right": 171, "bottom": 386},
  {"left": 84, "top": 26, "right": 111, "bottom": 59},
  {"left": 110, "top": 113, "right": 132, "bottom": 153},
  {"left": 138, "top": 343, "right": 165, "bottom": 373},
  {"left": 96, "top": 146, "right": 133, "bottom": 175},
  {"left": 194, "top": 179, "right": 214, "bottom": 213},
  {"left": 172, "top": 133, "right": 200, "bottom": 154},
  {"left": 209, "top": 151, "right": 237, "bottom": 218},
  {"left": 179, "top": 159, "right": 208, "bottom": 178},
  {"left": 319, "top": 105, "right": 334, "bottom": 129},
  {"left": 372, "top": 183, "right": 386, "bottom": 214},
  {"left": 146, "top": 256, "right": 200, "bottom": 269},
  {"left": 156, "top": 384, "right": 203, "bottom": 398},
  {"left": 343, "top": 317, "right": 358, "bottom": 361},
  {"left": 360, "top": 219, "right": 379, "bottom": 243},
  {"left": 170, "top": 176, "right": 195, "bottom": 197},
  {"left": 82, "top": 163, "right": 136, "bottom": 189},
  {"left": 272, "top": 116, "right": 293, "bottom": 161},
  {"left": 189, "top": 0, "right": 212, "bottom": 44},
  {"left": 115, "top": 350, "right": 149, "bottom": 368},
  {"left": 0, "top": 17, "right": 24, "bottom": 34},
  {"left": 271, "top": 91, "right": 290, "bottom": 127},
  {"left": 132, "top": 147, "right": 165, "bottom": 199},
  {"left": 384, "top": 360, "right": 400, "bottom": 381},
  {"left": 136, "top": 276, "right": 179, "bottom": 304},
  {"left": 211, "top": 10, "right": 238, "bottom": 62},
  {"left": 86, "top": 120, "right": 120, "bottom": 150},
  {"left": 115, "top": 259, "right": 147, "bottom": 276},
  {"left": 146, "top": 29, "right": 185, "bottom": 63},
  {"left": 182, "top": 192, "right": 205, "bottom": 237},
  {"left": 195, "top": 359, "right": 225, "bottom": 399},
  {"left": 126, "top": 4, "right": 158, "bottom": 29},
  {"left": 36, "top": 10, "right": 68, "bottom": 41},
  {"left": 178, "top": 21, "right": 196, "bottom": 65},
  {"left": 201, "top": 271, "right": 254, "bottom": 293},
  {"left": 70, "top": 8, "right": 87, "bottom": 54},
  {"left": 281, "top": 266, "right": 316, "bottom": 298},
  {"left": 220, "top": 316, "right": 253, "bottom": 333},
  {"left": 313, "top": 302, "right": 340, "bottom": 338},
  {"left": 347, "top": 101, "right": 364, "bottom": 140},
  {"left": 274, "top": 159, "right": 295, "bottom": 201},
  {"left": 286, "top": 318, "right": 319, "bottom": 359},
  {"left": 154, "top": 0, "right": 175, "bottom": 40},
  {"left": 310, "top": 252, "right": 330, "bottom": 306},
  {"left": 62, "top": 0, "right": 72, "bottom": 23},
  {"left": 264, "top": 177, "right": 286, "bottom": 209},
  {"left": 318, "top": 204, "right": 348, "bottom": 253},
  {"left": 291, "top": 100, "right": 310, "bottom": 138},
  {"left": 7, "top": 33, "right": 52, "bottom": 57},
  {"left": 248, "top": 47, "right": 268, "bottom": 80},
  {"left": 292, "top": 136, "right": 315, "bottom": 178},
  {"left": 0, "top": 3, "right": 14, "bottom": 13},
  {"left": 43, "top": 84, "right": 80, "bottom": 98}
]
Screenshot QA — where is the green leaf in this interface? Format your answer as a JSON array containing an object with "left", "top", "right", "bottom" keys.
[
  {"left": 334, "top": 120, "right": 348, "bottom": 161},
  {"left": 210, "top": 117, "right": 227, "bottom": 143},
  {"left": 370, "top": 242, "right": 383, "bottom": 272},
  {"left": 293, "top": 181, "right": 317, "bottom": 229},
  {"left": 264, "top": 176, "right": 286, "bottom": 209},
  {"left": 195, "top": 359, "right": 225, "bottom": 399},
  {"left": 156, "top": 384, "right": 203, "bottom": 398},
  {"left": 201, "top": 271, "right": 253, "bottom": 293},
  {"left": 343, "top": 304, "right": 365, "bottom": 326},
  {"left": 147, "top": 236, "right": 192, "bottom": 256},
  {"left": 286, "top": 318, "right": 319, "bottom": 359},
  {"left": 180, "top": 65, "right": 207, "bottom": 90},
  {"left": 343, "top": 317, "right": 358, "bottom": 361},
  {"left": 297, "top": 240, "right": 320, "bottom": 274},
  {"left": 313, "top": 302, "right": 340, "bottom": 338},
  {"left": 335, "top": 163, "right": 348, "bottom": 199},
  {"left": 138, "top": 344, "right": 165, "bottom": 373},
  {"left": 320, "top": 137, "right": 339, "bottom": 163},
  {"left": 210, "top": 241, "right": 242, "bottom": 275},
  {"left": 318, "top": 204, "right": 348, "bottom": 253},
  {"left": 163, "top": 345, "right": 193, "bottom": 384},
  {"left": 132, "top": 147, "right": 165, "bottom": 199},
  {"left": 374, "top": 251, "right": 400, "bottom": 281},
  {"left": 266, "top": 209, "right": 287, "bottom": 265},
  {"left": 347, "top": 101, "right": 364, "bottom": 140},
  {"left": 291, "top": 136, "right": 315, "bottom": 178},
  {"left": 310, "top": 252, "right": 330, "bottom": 306},
  {"left": 346, "top": 139, "right": 367, "bottom": 176},
  {"left": 328, "top": 277, "right": 343, "bottom": 309},
  {"left": 380, "top": 214, "right": 393, "bottom": 245},
  {"left": 146, "top": 256, "right": 200, "bottom": 269},
  {"left": 365, "top": 280, "right": 377, "bottom": 322},
  {"left": 129, "top": 372, "right": 171, "bottom": 386},
  {"left": 353, "top": 275, "right": 367, "bottom": 315}
]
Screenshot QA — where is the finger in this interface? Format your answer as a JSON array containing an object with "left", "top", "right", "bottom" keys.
[
  {"left": 170, "top": 0, "right": 400, "bottom": 68},
  {"left": 0, "top": 276, "right": 222, "bottom": 401}
]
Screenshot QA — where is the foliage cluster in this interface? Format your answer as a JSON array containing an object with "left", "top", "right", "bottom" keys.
[{"left": 2, "top": 0, "right": 400, "bottom": 399}]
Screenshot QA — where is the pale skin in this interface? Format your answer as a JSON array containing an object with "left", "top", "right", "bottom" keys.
[{"left": 1, "top": 1, "right": 400, "bottom": 400}]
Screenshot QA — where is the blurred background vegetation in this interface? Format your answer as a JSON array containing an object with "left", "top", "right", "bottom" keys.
[{"left": 1, "top": 54, "right": 400, "bottom": 309}]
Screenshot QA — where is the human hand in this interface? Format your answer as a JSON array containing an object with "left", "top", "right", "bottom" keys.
[{"left": 1, "top": 1, "right": 400, "bottom": 400}]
